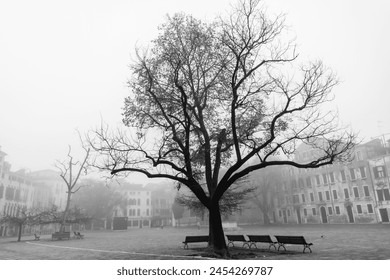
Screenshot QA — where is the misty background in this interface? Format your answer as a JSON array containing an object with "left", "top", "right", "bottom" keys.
[{"left": 1, "top": 0, "right": 389, "bottom": 183}]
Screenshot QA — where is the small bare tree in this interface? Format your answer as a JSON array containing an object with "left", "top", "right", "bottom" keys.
[
  {"left": 55, "top": 145, "right": 90, "bottom": 233},
  {"left": 0, "top": 207, "right": 51, "bottom": 242}
]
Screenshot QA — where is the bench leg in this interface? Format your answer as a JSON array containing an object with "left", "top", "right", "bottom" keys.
[
  {"left": 227, "top": 241, "right": 234, "bottom": 247},
  {"left": 303, "top": 245, "right": 312, "bottom": 253},
  {"left": 183, "top": 243, "right": 188, "bottom": 249},
  {"left": 243, "top": 242, "right": 250, "bottom": 248},
  {"left": 269, "top": 243, "right": 277, "bottom": 251},
  {"left": 249, "top": 242, "right": 257, "bottom": 249},
  {"left": 277, "top": 243, "right": 286, "bottom": 251}
]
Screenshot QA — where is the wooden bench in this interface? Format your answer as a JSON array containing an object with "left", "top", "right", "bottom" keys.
[
  {"left": 274, "top": 235, "right": 313, "bottom": 253},
  {"left": 52, "top": 232, "right": 71, "bottom": 241},
  {"left": 34, "top": 233, "right": 40, "bottom": 241},
  {"left": 247, "top": 235, "right": 277, "bottom": 250},
  {"left": 73, "top": 231, "right": 84, "bottom": 239},
  {"left": 182, "top": 235, "right": 209, "bottom": 249},
  {"left": 226, "top": 235, "right": 250, "bottom": 248}
]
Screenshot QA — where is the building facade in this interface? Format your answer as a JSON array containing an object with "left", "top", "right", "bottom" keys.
[
  {"left": 29, "top": 169, "right": 68, "bottom": 211},
  {"left": 148, "top": 184, "right": 175, "bottom": 227},
  {"left": 113, "top": 183, "right": 152, "bottom": 228},
  {"left": 0, "top": 146, "right": 68, "bottom": 237},
  {"left": 272, "top": 139, "right": 390, "bottom": 225},
  {"left": 111, "top": 182, "right": 178, "bottom": 229},
  {"left": 368, "top": 154, "right": 390, "bottom": 223}
]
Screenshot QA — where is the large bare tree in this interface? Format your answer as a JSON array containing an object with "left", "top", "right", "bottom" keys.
[{"left": 88, "top": 0, "right": 355, "bottom": 257}]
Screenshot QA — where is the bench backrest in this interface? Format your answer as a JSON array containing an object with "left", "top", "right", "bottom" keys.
[
  {"left": 226, "top": 235, "right": 247, "bottom": 242},
  {"left": 185, "top": 235, "right": 209, "bottom": 243},
  {"left": 247, "top": 235, "right": 274, "bottom": 243},
  {"left": 53, "top": 232, "right": 70, "bottom": 237},
  {"left": 275, "top": 235, "right": 307, "bottom": 245}
]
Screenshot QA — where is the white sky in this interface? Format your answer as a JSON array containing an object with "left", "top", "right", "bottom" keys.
[{"left": 1, "top": 0, "right": 389, "bottom": 183}]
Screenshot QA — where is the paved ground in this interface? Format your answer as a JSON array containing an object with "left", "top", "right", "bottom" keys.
[{"left": 0, "top": 224, "right": 389, "bottom": 260}]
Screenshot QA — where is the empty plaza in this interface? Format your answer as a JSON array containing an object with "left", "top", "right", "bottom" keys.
[{"left": 0, "top": 224, "right": 389, "bottom": 260}]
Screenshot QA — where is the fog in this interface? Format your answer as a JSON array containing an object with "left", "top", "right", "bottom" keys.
[{"left": 1, "top": 0, "right": 389, "bottom": 184}]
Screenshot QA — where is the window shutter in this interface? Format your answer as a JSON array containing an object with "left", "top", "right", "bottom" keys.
[
  {"left": 384, "top": 189, "right": 390, "bottom": 201},
  {"left": 373, "top": 167, "right": 379, "bottom": 179},
  {"left": 377, "top": 189, "right": 384, "bottom": 201}
]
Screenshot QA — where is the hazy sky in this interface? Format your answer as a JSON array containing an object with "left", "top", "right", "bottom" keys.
[{"left": 1, "top": 0, "right": 389, "bottom": 182}]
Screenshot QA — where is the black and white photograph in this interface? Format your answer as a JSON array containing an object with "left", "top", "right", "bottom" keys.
[{"left": 0, "top": 0, "right": 389, "bottom": 278}]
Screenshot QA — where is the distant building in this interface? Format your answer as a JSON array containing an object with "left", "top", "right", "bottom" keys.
[
  {"left": 113, "top": 183, "right": 152, "bottom": 228},
  {"left": 0, "top": 147, "right": 35, "bottom": 236},
  {"left": 29, "top": 169, "right": 68, "bottom": 211},
  {"left": 272, "top": 139, "right": 390, "bottom": 225},
  {"left": 109, "top": 181, "right": 178, "bottom": 229},
  {"left": 0, "top": 146, "right": 68, "bottom": 237},
  {"left": 368, "top": 152, "right": 390, "bottom": 223},
  {"left": 146, "top": 183, "right": 175, "bottom": 227}
]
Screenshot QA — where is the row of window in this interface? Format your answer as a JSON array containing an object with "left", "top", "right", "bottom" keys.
[
  {"left": 0, "top": 185, "right": 29, "bottom": 202},
  {"left": 292, "top": 165, "right": 387, "bottom": 189},
  {"left": 7, "top": 176, "right": 34, "bottom": 185},
  {"left": 127, "top": 198, "right": 150, "bottom": 206},
  {"left": 292, "top": 186, "right": 375, "bottom": 204},
  {"left": 279, "top": 204, "right": 375, "bottom": 219},
  {"left": 303, "top": 204, "right": 374, "bottom": 217},
  {"left": 377, "top": 188, "right": 390, "bottom": 201},
  {"left": 3, "top": 203, "right": 26, "bottom": 216},
  {"left": 303, "top": 206, "right": 341, "bottom": 216},
  {"left": 128, "top": 208, "right": 150, "bottom": 217},
  {"left": 126, "top": 191, "right": 150, "bottom": 195},
  {"left": 126, "top": 198, "right": 170, "bottom": 206}
]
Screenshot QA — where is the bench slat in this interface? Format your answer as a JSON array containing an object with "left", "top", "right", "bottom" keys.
[
  {"left": 247, "top": 235, "right": 277, "bottom": 250},
  {"left": 226, "top": 235, "right": 249, "bottom": 248},
  {"left": 274, "top": 235, "right": 313, "bottom": 253},
  {"left": 182, "top": 235, "right": 209, "bottom": 249}
]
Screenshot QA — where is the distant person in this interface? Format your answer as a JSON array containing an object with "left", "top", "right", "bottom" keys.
[{"left": 197, "top": 221, "right": 201, "bottom": 230}]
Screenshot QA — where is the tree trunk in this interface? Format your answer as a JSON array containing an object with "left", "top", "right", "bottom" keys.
[
  {"left": 208, "top": 202, "right": 229, "bottom": 258},
  {"left": 17, "top": 224, "right": 23, "bottom": 242},
  {"left": 263, "top": 211, "right": 270, "bottom": 225},
  {"left": 60, "top": 191, "right": 72, "bottom": 233}
]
